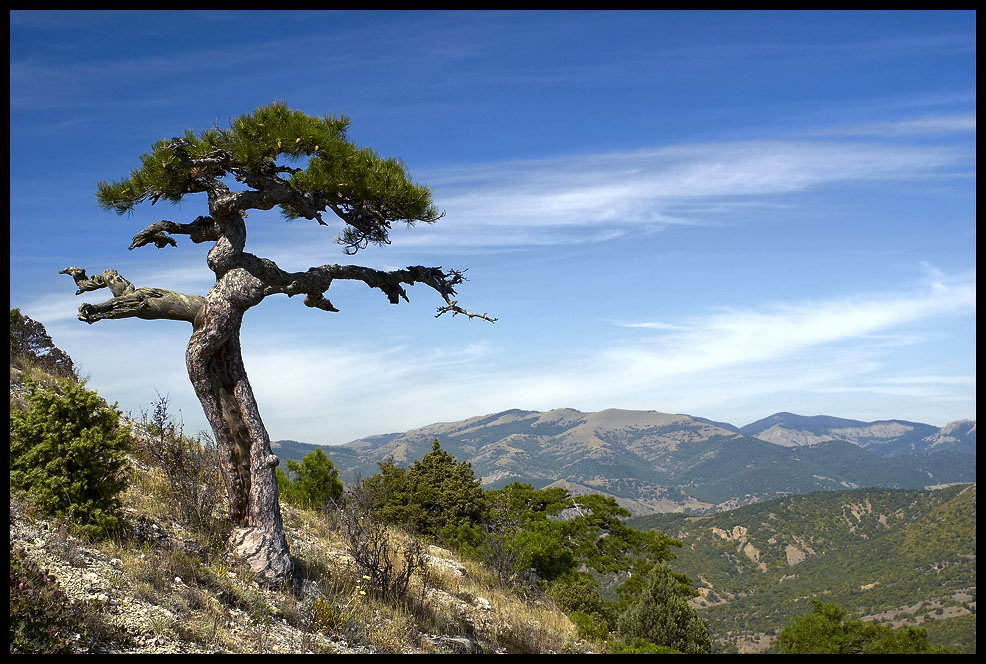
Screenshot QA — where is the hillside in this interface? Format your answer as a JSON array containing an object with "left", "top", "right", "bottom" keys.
[
  {"left": 279, "top": 408, "right": 976, "bottom": 514},
  {"left": 10, "top": 478, "right": 588, "bottom": 654},
  {"left": 9, "top": 337, "right": 593, "bottom": 654},
  {"left": 628, "top": 485, "right": 977, "bottom": 653},
  {"left": 11, "top": 312, "right": 974, "bottom": 654}
]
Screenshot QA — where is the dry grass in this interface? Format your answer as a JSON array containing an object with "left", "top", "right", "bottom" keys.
[{"left": 14, "top": 438, "right": 590, "bottom": 654}]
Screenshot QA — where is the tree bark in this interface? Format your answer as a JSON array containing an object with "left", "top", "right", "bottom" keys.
[{"left": 185, "top": 264, "right": 293, "bottom": 584}]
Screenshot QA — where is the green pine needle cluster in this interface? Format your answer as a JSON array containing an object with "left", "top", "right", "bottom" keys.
[{"left": 95, "top": 101, "right": 440, "bottom": 249}]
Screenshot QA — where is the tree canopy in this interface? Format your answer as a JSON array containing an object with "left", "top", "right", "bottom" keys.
[
  {"left": 276, "top": 447, "right": 344, "bottom": 510},
  {"left": 96, "top": 102, "right": 440, "bottom": 255},
  {"left": 364, "top": 440, "right": 489, "bottom": 538}
]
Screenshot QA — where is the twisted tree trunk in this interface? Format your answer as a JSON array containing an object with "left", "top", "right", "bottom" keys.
[{"left": 185, "top": 268, "right": 292, "bottom": 582}]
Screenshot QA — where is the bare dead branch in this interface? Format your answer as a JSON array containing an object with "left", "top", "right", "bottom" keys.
[
  {"left": 59, "top": 267, "right": 136, "bottom": 297},
  {"left": 59, "top": 267, "right": 205, "bottom": 325},
  {"left": 435, "top": 301, "right": 499, "bottom": 323},
  {"left": 129, "top": 216, "right": 222, "bottom": 250}
]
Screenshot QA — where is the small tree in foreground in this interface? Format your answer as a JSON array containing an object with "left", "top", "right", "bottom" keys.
[
  {"left": 276, "top": 447, "right": 343, "bottom": 511},
  {"left": 59, "top": 102, "right": 494, "bottom": 583},
  {"left": 614, "top": 563, "right": 712, "bottom": 654},
  {"left": 10, "top": 379, "right": 130, "bottom": 538}
]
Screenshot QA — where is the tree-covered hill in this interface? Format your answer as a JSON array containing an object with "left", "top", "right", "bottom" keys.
[{"left": 628, "top": 485, "right": 976, "bottom": 653}]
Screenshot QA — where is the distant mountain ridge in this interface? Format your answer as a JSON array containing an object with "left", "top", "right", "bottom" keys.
[
  {"left": 274, "top": 408, "right": 976, "bottom": 514},
  {"left": 739, "top": 412, "right": 975, "bottom": 456}
]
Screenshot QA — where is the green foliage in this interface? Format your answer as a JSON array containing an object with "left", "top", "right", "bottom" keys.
[
  {"left": 9, "top": 544, "right": 123, "bottom": 653},
  {"left": 358, "top": 443, "right": 694, "bottom": 645},
  {"left": 608, "top": 637, "right": 682, "bottom": 654},
  {"left": 551, "top": 572, "right": 616, "bottom": 642},
  {"left": 569, "top": 611, "right": 610, "bottom": 642},
  {"left": 484, "top": 482, "right": 679, "bottom": 584},
  {"left": 628, "top": 485, "right": 977, "bottom": 653},
  {"left": 776, "top": 600, "right": 953, "bottom": 654},
  {"left": 9, "top": 309, "right": 76, "bottom": 380},
  {"left": 276, "top": 447, "right": 343, "bottom": 511},
  {"left": 9, "top": 379, "right": 130, "bottom": 538},
  {"left": 615, "top": 563, "right": 712, "bottom": 654},
  {"left": 920, "top": 614, "right": 977, "bottom": 654},
  {"left": 365, "top": 440, "right": 488, "bottom": 539},
  {"left": 94, "top": 101, "right": 440, "bottom": 252}
]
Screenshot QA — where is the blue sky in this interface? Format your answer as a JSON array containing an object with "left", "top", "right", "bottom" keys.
[{"left": 10, "top": 10, "right": 975, "bottom": 443}]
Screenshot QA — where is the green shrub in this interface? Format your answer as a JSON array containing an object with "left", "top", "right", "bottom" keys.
[
  {"left": 9, "top": 544, "right": 122, "bottom": 653},
  {"left": 609, "top": 637, "right": 681, "bottom": 654},
  {"left": 276, "top": 447, "right": 343, "bottom": 511},
  {"left": 569, "top": 611, "right": 610, "bottom": 642},
  {"left": 364, "top": 440, "right": 488, "bottom": 538},
  {"left": 548, "top": 573, "right": 614, "bottom": 625},
  {"left": 10, "top": 379, "right": 130, "bottom": 538},
  {"left": 615, "top": 563, "right": 711, "bottom": 654}
]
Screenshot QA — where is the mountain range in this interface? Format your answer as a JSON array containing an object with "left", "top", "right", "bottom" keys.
[
  {"left": 274, "top": 408, "right": 976, "bottom": 514},
  {"left": 738, "top": 412, "right": 976, "bottom": 456}
]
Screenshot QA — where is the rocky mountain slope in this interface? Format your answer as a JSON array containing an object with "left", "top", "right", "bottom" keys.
[
  {"left": 740, "top": 412, "right": 976, "bottom": 456},
  {"left": 629, "top": 484, "right": 977, "bottom": 653},
  {"left": 278, "top": 408, "right": 976, "bottom": 515}
]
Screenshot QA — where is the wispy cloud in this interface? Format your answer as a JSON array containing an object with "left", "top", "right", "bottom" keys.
[
  {"left": 27, "top": 264, "right": 973, "bottom": 443},
  {"left": 396, "top": 138, "right": 968, "bottom": 250},
  {"left": 597, "top": 270, "right": 974, "bottom": 387},
  {"left": 261, "top": 268, "right": 975, "bottom": 439},
  {"left": 52, "top": 266, "right": 963, "bottom": 443},
  {"left": 813, "top": 113, "right": 976, "bottom": 137}
]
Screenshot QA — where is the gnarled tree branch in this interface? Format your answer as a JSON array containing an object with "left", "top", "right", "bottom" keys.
[
  {"left": 234, "top": 253, "right": 496, "bottom": 322},
  {"left": 60, "top": 267, "right": 205, "bottom": 325},
  {"left": 129, "top": 215, "right": 222, "bottom": 250}
]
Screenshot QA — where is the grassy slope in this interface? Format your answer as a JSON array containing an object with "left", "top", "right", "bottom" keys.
[{"left": 10, "top": 361, "right": 591, "bottom": 655}]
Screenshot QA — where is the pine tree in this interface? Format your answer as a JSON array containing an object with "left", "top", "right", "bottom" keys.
[
  {"left": 58, "top": 103, "right": 493, "bottom": 583},
  {"left": 10, "top": 379, "right": 130, "bottom": 537},
  {"left": 277, "top": 447, "right": 343, "bottom": 510},
  {"left": 615, "top": 563, "right": 712, "bottom": 654},
  {"left": 373, "top": 439, "right": 489, "bottom": 537},
  {"left": 776, "top": 600, "right": 952, "bottom": 654}
]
